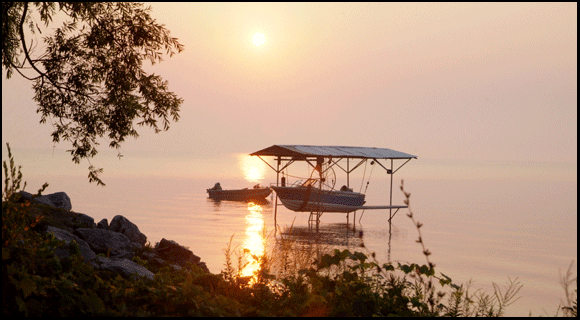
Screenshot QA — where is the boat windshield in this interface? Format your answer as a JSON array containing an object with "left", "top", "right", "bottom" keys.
[{"left": 301, "top": 178, "right": 318, "bottom": 187}]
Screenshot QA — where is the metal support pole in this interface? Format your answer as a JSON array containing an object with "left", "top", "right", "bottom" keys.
[
  {"left": 389, "top": 159, "right": 394, "bottom": 221},
  {"left": 274, "top": 156, "right": 280, "bottom": 235},
  {"left": 347, "top": 158, "right": 350, "bottom": 188}
]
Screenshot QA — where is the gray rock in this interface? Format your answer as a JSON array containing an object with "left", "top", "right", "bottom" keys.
[
  {"left": 142, "top": 251, "right": 183, "bottom": 271},
  {"left": 156, "top": 238, "right": 209, "bottom": 273},
  {"left": 109, "top": 215, "right": 147, "bottom": 246},
  {"left": 46, "top": 226, "right": 97, "bottom": 262},
  {"left": 74, "top": 228, "right": 135, "bottom": 258},
  {"left": 31, "top": 194, "right": 55, "bottom": 207},
  {"left": 97, "top": 218, "right": 108, "bottom": 229},
  {"left": 17, "top": 191, "right": 34, "bottom": 201},
  {"left": 93, "top": 256, "right": 154, "bottom": 280},
  {"left": 19, "top": 191, "right": 72, "bottom": 211},
  {"left": 76, "top": 212, "right": 96, "bottom": 228},
  {"left": 197, "top": 261, "right": 209, "bottom": 273},
  {"left": 45, "top": 192, "right": 72, "bottom": 211}
]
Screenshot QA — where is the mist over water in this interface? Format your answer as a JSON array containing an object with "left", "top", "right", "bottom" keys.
[{"left": 3, "top": 148, "right": 576, "bottom": 317}]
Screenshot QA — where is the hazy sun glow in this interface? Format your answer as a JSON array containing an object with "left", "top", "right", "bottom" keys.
[
  {"left": 247, "top": 166, "right": 261, "bottom": 181},
  {"left": 252, "top": 32, "right": 265, "bottom": 46},
  {"left": 238, "top": 154, "right": 266, "bottom": 182}
]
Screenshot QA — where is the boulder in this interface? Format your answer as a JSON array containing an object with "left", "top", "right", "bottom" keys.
[
  {"left": 45, "top": 192, "right": 72, "bottom": 211},
  {"left": 109, "top": 215, "right": 147, "bottom": 246},
  {"left": 142, "top": 251, "right": 183, "bottom": 272},
  {"left": 75, "top": 213, "right": 96, "bottom": 228},
  {"left": 197, "top": 261, "right": 210, "bottom": 274},
  {"left": 43, "top": 210, "right": 95, "bottom": 233},
  {"left": 19, "top": 191, "right": 72, "bottom": 211},
  {"left": 26, "top": 192, "right": 54, "bottom": 207},
  {"left": 156, "top": 238, "right": 209, "bottom": 272},
  {"left": 46, "top": 226, "right": 96, "bottom": 262},
  {"left": 74, "top": 228, "right": 137, "bottom": 258},
  {"left": 93, "top": 256, "right": 154, "bottom": 280},
  {"left": 97, "top": 218, "right": 108, "bottom": 229}
]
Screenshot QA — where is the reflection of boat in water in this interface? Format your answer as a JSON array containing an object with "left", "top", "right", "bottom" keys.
[
  {"left": 207, "top": 182, "right": 272, "bottom": 201},
  {"left": 208, "top": 196, "right": 271, "bottom": 207},
  {"left": 271, "top": 179, "right": 366, "bottom": 213},
  {"left": 278, "top": 223, "right": 364, "bottom": 247}
]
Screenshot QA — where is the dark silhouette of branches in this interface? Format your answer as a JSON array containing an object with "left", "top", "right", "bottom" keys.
[{"left": 2, "top": 2, "right": 184, "bottom": 185}]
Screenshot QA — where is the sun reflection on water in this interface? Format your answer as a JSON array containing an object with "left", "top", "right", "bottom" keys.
[{"left": 240, "top": 201, "right": 266, "bottom": 282}]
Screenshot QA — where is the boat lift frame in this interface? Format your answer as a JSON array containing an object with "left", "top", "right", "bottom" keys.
[{"left": 250, "top": 145, "right": 417, "bottom": 232}]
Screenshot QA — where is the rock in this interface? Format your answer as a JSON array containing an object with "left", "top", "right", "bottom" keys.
[
  {"left": 76, "top": 213, "right": 96, "bottom": 228},
  {"left": 109, "top": 215, "right": 147, "bottom": 246},
  {"left": 74, "top": 228, "right": 136, "bottom": 259},
  {"left": 156, "top": 238, "right": 209, "bottom": 273},
  {"left": 19, "top": 190, "right": 213, "bottom": 277},
  {"left": 17, "top": 190, "right": 33, "bottom": 201},
  {"left": 41, "top": 210, "right": 95, "bottom": 233},
  {"left": 46, "top": 226, "right": 96, "bottom": 262},
  {"left": 45, "top": 192, "right": 72, "bottom": 211},
  {"left": 197, "top": 261, "right": 209, "bottom": 273},
  {"left": 156, "top": 238, "right": 199, "bottom": 265},
  {"left": 19, "top": 191, "right": 72, "bottom": 211},
  {"left": 93, "top": 256, "right": 154, "bottom": 280},
  {"left": 28, "top": 192, "right": 56, "bottom": 208},
  {"left": 97, "top": 218, "right": 108, "bottom": 229},
  {"left": 142, "top": 251, "right": 183, "bottom": 272}
]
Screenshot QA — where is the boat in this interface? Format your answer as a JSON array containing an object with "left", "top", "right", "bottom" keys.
[
  {"left": 250, "top": 145, "right": 416, "bottom": 227},
  {"left": 207, "top": 183, "right": 272, "bottom": 201},
  {"left": 270, "top": 179, "right": 366, "bottom": 213}
]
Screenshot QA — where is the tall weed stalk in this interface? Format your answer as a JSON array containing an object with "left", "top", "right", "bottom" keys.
[{"left": 559, "top": 260, "right": 577, "bottom": 317}]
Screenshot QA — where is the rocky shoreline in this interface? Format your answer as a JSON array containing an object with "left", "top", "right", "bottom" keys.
[{"left": 18, "top": 190, "right": 210, "bottom": 280}]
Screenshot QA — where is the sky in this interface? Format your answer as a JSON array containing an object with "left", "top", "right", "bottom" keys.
[{"left": 2, "top": 2, "right": 577, "bottom": 164}]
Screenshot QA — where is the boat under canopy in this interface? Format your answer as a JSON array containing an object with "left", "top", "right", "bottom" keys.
[
  {"left": 250, "top": 145, "right": 417, "bottom": 227},
  {"left": 271, "top": 182, "right": 366, "bottom": 213}
]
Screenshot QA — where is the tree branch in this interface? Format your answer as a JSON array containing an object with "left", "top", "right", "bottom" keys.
[
  {"left": 18, "top": 3, "right": 49, "bottom": 81},
  {"left": 18, "top": 2, "right": 97, "bottom": 101}
]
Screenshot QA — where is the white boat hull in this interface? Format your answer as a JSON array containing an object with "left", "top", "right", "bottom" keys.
[{"left": 271, "top": 186, "right": 365, "bottom": 213}]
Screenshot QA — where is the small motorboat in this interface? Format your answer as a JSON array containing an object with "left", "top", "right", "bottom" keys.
[
  {"left": 270, "top": 179, "right": 366, "bottom": 213},
  {"left": 207, "top": 182, "right": 272, "bottom": 201}
]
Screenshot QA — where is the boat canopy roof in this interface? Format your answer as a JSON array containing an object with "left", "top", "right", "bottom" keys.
[{"left": 250, "top": 145, "right": 417, "bottom": 160}]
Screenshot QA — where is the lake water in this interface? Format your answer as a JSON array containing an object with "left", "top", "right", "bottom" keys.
[{"left": 3, "top": 148, "right": 577, "bottom": 317}]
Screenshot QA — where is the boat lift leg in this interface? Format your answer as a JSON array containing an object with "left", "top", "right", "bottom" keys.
[
  {"left": 308, "top": 212, "right": 315, "bottom": 230},
  {"left": 274, "top": 156, "right": 280, "bottom": 236},
  {"left": 308, "top": 211, "right": 322, "bottom": 232},
  {"left": 346, "top": 211, "right": 357, "bottom": 231}
]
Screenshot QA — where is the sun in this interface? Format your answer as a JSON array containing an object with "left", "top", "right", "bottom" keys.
[
  {"left": 247, "top": 166, "right": 261, "bottom": 181},
  {"left": 252, "top": 32, "right": 265, "bottom": 46},
  {"left": 239, "top": 154, "right": 266, "bottom": 182}
]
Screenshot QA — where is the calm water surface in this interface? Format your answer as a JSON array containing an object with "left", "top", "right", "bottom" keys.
[{"left": 4, "top": 148, "right": 577, "bottom": 317}]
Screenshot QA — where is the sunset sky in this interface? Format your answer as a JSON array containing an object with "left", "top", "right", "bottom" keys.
[{"left": 2, "top": 2, "right": 577, "bottom": 163}]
